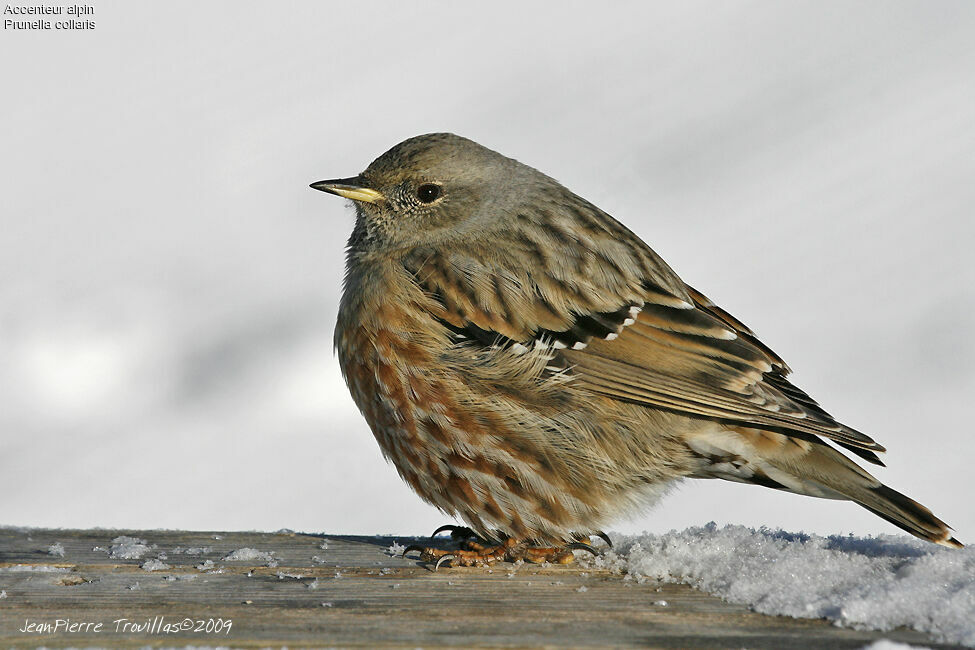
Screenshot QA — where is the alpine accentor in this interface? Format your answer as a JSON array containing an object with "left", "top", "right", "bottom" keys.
[{"left": 311, "top": 133, "right": 960, "bottom": 564}]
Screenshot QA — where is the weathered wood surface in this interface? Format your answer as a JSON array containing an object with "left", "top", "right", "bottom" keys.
[{"left": 0, "top": 527, "right": 958, "bottom": 648}]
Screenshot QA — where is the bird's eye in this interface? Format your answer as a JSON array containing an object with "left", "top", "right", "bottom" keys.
[{"left": 416, "top": 183, "right": 442, "bottom": 203}]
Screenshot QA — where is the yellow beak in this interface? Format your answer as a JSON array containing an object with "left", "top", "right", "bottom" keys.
[{"left": 309, "top": 177, "right": 385, "bottom": 204}]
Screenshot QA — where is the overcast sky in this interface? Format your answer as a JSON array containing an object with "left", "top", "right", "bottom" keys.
[{"left": 2, "top": 1, "right": 973, "bottom": 543}]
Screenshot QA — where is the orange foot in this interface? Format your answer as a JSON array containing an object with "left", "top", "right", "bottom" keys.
[{"left": 402, "top": 527, "right": 605, "bottom": 570}]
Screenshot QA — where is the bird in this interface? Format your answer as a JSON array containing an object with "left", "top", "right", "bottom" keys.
[{"left": 310, "top": 133, "right": 961, "bottom": 565}]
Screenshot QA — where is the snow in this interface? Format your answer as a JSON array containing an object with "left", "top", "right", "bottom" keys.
[
  {"left": 386, "top": 542, "right": 406, "bottom": 556},
  {"left": 223, "top": 548, "right": 277, "bottom": 567},
  {"left": 0, "top": 565, "right": 70, "bottom": 573},
  {"left": 276, "top": 571, "right": 304, "bottom": 580},
  {"left": 107, "top": 535, "right": 152, "bottom": 560},
  {"left": 601, "top": 524, "right": 974, "bottom": 647},
  {"left": 141, "top": 559, "right": 170, "bottom": 572},
  {"left": 172, "top": 546, "right": 212, "bottom": 556}
]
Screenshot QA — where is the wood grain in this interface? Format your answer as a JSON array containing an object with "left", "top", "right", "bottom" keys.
[{"left": 0, "top": 528, "right": 958, "bottom": 648}]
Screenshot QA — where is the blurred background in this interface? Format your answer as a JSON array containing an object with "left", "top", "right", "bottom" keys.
[{"left": 2, "top": 1, "right": 973, "bottom": 541}]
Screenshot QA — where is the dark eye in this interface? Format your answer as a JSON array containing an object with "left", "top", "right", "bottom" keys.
[{"left": 416, "top": 183, "right": 442, "bottom": 203}]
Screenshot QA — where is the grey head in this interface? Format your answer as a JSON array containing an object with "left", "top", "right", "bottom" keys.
[{"left": 310, "top": 133, "right": 560, "bottom": 254}]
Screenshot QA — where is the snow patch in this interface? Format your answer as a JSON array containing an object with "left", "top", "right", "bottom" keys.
[
  {"left": 386, "top": 542, "right": 406, "bottom": 556},
  {"left": 107, "top": 535, "right": 152, "bottom": 559},
  {"left": 141, "top": 558, "right": 170, "bottom": 572},
  {"left": 172, "top": 546, "right": 212, "bottom": 556},
  {"left": 223, "top": 548, "right": 278, "bottom": 567},
  {"left": 612, "top": 524, "right": 974, "bottom": 647}
]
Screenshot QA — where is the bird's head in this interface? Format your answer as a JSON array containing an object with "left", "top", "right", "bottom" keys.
[{"left": 311, "top": 133, "right": 552, "bottom": 255}]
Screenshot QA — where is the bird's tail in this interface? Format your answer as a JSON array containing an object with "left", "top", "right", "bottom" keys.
[
  {"left": 835, "top": 473, "right": 962, "bottom": 548},
  {"left": 770, "top": 441, "right": 962, "bottom": 548},
  {"left": 688, "top": 427, "right": 963, "bottom": 548}
]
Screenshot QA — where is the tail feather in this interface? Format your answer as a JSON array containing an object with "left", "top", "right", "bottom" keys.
[
  {"left": 691, "top": 426, "right": 963, "bottom": 548},
  {"left": 854, "top": 483, "right": 962, "bottom": 548},
  {"left": 770, "top": 443, "right": 963, "bottom": 548}
]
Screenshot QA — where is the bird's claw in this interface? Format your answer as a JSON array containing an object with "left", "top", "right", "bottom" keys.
[
  {"left": 564, "top": 541, "right": 600, "bottom": 556},
  {"left": 434, "top": 554, "right": 456, "bottom": 571},
  {"left": 431, "top": 524, "right": 479, "bottom": 541},
  {"left": 402, "top": 544, "right": 423, "bottom": 558}
]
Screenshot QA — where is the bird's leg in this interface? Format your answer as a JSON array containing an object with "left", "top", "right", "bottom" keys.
[{"left": 403, "top": 535, "right": 600, "bottom": 569}]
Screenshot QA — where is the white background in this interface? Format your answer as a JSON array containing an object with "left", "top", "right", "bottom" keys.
[{"left": 2, "top": 1, "right": 972, "bottom": 542}]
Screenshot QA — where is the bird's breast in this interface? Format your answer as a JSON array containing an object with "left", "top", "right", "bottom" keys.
[
  {"left": 335, "top": 262, "right": 496, "bottom": 508},
  {"left": 333, "top": 262, "right": 615, "bottom": 539}
]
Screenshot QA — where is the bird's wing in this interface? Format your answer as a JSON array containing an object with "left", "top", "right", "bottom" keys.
[
  {"left": 401, "top": 208, "right": 885, "bottom": 464},
  {"left": 560, "top": 284, "right": 885, "bottom": 464}
]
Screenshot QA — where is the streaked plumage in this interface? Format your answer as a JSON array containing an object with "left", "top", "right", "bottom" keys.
[{"left": 313, "top": 133, "right": 961, "bottom": 550}]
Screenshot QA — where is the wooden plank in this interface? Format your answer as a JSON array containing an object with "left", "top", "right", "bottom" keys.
[{"left": 0, "top": 528, "right": 959, "bottom": 648}]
